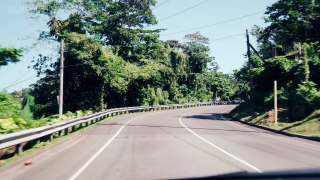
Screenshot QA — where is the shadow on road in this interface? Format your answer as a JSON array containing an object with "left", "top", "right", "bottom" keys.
[
  {"left": 97, "top": 122, "right": 257, "bottom": 134},
  {"left": 182, "top": 112, "right": 228, "bottom": 121}
]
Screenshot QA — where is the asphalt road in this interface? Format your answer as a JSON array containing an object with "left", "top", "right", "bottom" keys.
[{"left": 1, "top": 105, "right": 320, "bottom": 179}]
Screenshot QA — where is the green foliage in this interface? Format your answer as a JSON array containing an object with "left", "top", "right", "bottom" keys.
[
  {"left": 252, "top": 0, "right": 320, "bottom": 58},
  {"left": 234, "top": 0, "right": 320, "bottom": 122},
  {"left": 21, "top": 95, "right": 35, "bottom": 121},
  {"left": 27, "top": 1, "right": 238, "bottom": 119},
  {"left": 0, "top": 119, "right": 20, "bottom": 134},
  {"left": 294, "top": 81, "right": 320, "bottom": 110},
  {"left": 0, "top": 46, "right": 23, "bottom": 67},
  {"left": 0, "top": 93, "right": 26, "bottom": 134},
  {"left": 0, "top": 93, "right": 22, "bottom": 119},
  {"left": 0, "top": 90, "right": 93, "bottom": 134},
  {"left": 31, "top": 0, "right": 159, "bottom": 62},
  {"left": 141, "top": 86, "right": 158, "bottom": 106}
]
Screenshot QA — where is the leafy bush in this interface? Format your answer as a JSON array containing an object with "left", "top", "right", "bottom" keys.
[
  {"left": 0, "top": 118, "right": 19, "bottom": 133},
  {"left": 0, "top": 93, "right": 21, "bottom": 119},
  {"left": 296, "top": 82, "right": 320, "bottom": 106},
  {"left": 0, "top": 92, "right": 94, "bottom": 134}
]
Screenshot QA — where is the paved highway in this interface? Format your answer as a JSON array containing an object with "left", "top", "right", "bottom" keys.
[{"left": 1, "top": 105, "right": 320, "bottom": 179}]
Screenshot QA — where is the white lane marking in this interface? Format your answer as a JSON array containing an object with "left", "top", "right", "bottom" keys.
[
  {"left": 69, "top": 116, "right": 140, "bottom": 180},
  {"left": 179, "top": 117, "right": 263, "bottom": 173},
  {"left": 219, "top": 112, "right": 320, "bottom": 149}
]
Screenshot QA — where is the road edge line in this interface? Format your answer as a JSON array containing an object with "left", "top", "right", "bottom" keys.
[
  {"left": 219, "top": 112, "right": 320, "bottom": 149},
  {"left": 179, "top": 117, "right": 263, "bottom": 173}
]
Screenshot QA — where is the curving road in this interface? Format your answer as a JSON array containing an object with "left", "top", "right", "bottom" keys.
[{"left": 1, "top": 105, "right": 320, "bottom": 179}]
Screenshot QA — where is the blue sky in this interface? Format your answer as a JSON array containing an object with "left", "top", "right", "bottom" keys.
[{"left": 0, "top": 0, "right": 277, "bottom": 92}]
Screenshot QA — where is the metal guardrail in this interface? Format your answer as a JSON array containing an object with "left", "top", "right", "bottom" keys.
[{"left": 0, "top": 102, "right": 215, "bottom": 156}]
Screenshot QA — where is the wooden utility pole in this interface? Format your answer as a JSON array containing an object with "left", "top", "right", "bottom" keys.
[
  {"left": 274, "top": 80, "right": 278, "bottom": 124},
  {"left": 59, "top": 39, "right": 64, "bottom": 117},
  {"left": 246, "top": 29, "right": 253, "bottom": 92},
  {"left": 246, "top": 29, "right": 251, "bottom": 63}
]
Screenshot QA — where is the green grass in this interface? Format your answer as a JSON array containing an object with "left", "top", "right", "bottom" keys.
[
  {"left": 277, "top": 110, "right": 320, "bottom": 138},
  {"left": 231, "top": 103, "right": 320, "bottom": 138}
]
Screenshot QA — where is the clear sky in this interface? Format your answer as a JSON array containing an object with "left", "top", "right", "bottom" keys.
[{"left": 0, "top": 0, "right": 277, "bottom": 92}]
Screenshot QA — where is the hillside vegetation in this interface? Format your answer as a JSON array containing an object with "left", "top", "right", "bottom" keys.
[{"left": 232, "top": 0, "right": 320, "bottom": 137}]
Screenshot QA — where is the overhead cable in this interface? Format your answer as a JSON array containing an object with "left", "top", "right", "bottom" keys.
[
  {"left": 158, "top": 0, "right": 210, "bottom": 22},
  {"left": 152, "top": 0, "right": 170, "bottom": 10},
  {"left": 162, "top": 11, "right": 264, "bottom": 36}
]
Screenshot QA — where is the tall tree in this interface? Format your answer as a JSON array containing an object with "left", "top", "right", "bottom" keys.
[{"left": 252, "top": 0, "right": 320, "bottom": 58}]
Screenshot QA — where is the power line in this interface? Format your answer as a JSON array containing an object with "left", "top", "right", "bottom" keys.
[
  {"left": 2, "top": 69, "right": 33, "bottom": 90},
  {"left": 0, "top": 63, "right": 89, "bottom": 91},
  {"left": 162, "top": 11, "right": 264, "bottom": 36},
  {"left": 1, "top": 76, "right": 39, "bottom": 91},
  {"left": 158, "top": 0, "right": 210, "bottom": 22},
  {"left": 152, "top": 0, "right": 170, "bottom": 10},
  {"left": 210, "top": 33, "right": 245, "bottom": 42}
]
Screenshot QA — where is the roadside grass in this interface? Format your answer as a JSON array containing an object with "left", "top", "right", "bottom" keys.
[{"left": 231, "top": 103, "right": 320, "bottom": 138}]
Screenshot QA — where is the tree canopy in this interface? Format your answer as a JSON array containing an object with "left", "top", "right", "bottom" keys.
[
  {"left": 235, "top": 0, "right": 320, "bottom": 121},
  {"left": 27, "top": 1, "right": 236, "bottom": 117},
  {"left": 0, "top": 46, "right": 23, "bottom": 67}
]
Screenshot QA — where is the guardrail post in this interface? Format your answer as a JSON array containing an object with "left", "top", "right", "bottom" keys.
[
  {"left": 64, "top": 128, "right": 69, "bottom": 135},
  {"left": 48, "top": 133, "right": 54, "bottom": 142},
  {"left": 36, "top": 138, "right": 41, "bottom": 145},
  {"left": 58, "top": 130, "right": 62, "bottom": 137},
  {"left": 15, "top": 144, "right": 23, "bottom": 156},
  {"left": 72, "top": 126, "right": 76, "bottom": 132}
]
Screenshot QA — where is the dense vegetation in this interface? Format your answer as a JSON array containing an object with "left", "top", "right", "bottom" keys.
[
  {"left": 3, "top": 0, "right": 318, "bottom": 136},
  {"left": 0, "top": 0, "right": 237, "bottom": 134},
  {"left": 0, "top": 90, "right": 92, "bottom": 134},
  {"left": 29, "top": 0, "right": 236, "bottom": 118},
  {"left": 232, "top": 0, "right": 320, "bottom": 130}
]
